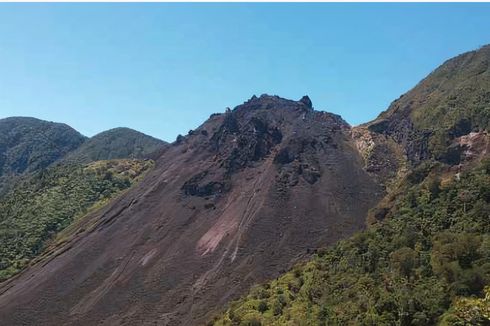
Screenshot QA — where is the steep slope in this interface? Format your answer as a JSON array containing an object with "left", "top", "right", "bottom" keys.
[
  {"left": 0, "top": 95, "right": 382, "bottom": 325},
  {"left": 64, "top": 127, "right": 167, "bottom": 164},
  {"left": 0, "top": 118, "right": 166, "bottom": 282},
  {"left": 0, "top": 159, "right": 154, "bottom": 281},
  {"left": 214, "top": 47, "right": 490, "bottom": 325},
  {"left": 353, "top": 45, "right": 490, "bottom": 186},
  {"left": 0, "top": 117, "right": 86, "bottom": 194}
]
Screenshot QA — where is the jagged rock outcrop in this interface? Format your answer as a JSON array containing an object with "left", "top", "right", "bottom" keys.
[{"left": 353, "top": 45, "right": 490, "bottom": 186}]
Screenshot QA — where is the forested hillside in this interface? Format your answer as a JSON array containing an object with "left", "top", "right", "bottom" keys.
[
  {"left": 0, "top": 117, "right": 165, "bottom": 281},
  {"left": 213, "top": 159, "right": 490, "bottom": 325},
  {"left": 0, "top": 117, "right": 86, "bottom": 195},
  {"left": 63, "top": 127, "right": 166, "bottom": 164},
  {"left": 0, "top": 159, "right": 154, "bottom": 281},
  {"left": 364, "top": 45, "right": 490, "bottom": 167}
]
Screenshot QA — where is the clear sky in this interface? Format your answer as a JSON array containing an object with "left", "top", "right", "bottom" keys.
[{"left": 0, "top": 3, "right": 489, "bottom": 142}]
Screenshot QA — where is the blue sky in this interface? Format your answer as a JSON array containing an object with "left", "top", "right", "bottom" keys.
[{"left": 0, "top": 3, "right": 489, "bottom": 142}]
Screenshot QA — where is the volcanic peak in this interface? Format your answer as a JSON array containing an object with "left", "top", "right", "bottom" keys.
[{"left": 236, "top": 94, "right": 314, "bottom": 112}]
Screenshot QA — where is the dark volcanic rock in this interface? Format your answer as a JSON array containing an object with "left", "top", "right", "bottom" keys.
[
  {"left": 299, "top": 95, "right": 313, "bottom": 108},
  {"left": 367, "top": 116, "right": 432, "bottom": 164},
  {"left": 182, "top": 170, "right": 229, "bottom": 197},
  {"left": 364, "top": 45, "right": 490, "bottom": 167}
]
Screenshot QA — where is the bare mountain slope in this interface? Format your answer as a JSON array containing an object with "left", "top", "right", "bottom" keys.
[{"left": 0, "top": 95, "right": 382, "bottom": 325}]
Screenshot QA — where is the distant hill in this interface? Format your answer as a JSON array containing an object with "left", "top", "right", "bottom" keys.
[
  {"left": 0, "top": 119, "right": 167, "bottom": 280},
  {"left": 64, "top": 127, "right": 167, "bottom": 164},
  {"left": 0, "top": 117, "right": 86, "bottom": 194},
  {"left": 0, "top": 118, "right": 167, "bottom": 195}
]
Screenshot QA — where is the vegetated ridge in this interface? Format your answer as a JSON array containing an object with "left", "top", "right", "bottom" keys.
[
  {"left": 0, "top": 120, "right": 167, "bottom": 281},
  {"left": 0, "top": 117, "right": 86, "bottom": 195},
  {"left": 64, "top": 127, "right": 166, "bottom": 164},
  {"left": 0, "top": 159, "right": 154, "bottom": 281}
]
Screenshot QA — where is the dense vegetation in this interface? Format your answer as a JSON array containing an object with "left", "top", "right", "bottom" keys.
[
  {"left": 0, "top": 117, "right": 165, "bottom": 199},
  {"left": 64, "top": 127, "right": 166, "bottom": 164},
  {"left": 409, "top": 45, "right": 490, "bottom": 136},
  {"left": 0, "top": 159, "right": 153, "bottom": 281},
  {"left": 0, "top": 117, "right": 86, "bottom": 194},
  {"left": 213, "top": 160, "right": 490, "bottom": 325}
]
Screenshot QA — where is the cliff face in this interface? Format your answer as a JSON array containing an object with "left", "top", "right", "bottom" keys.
[
  {"left": 0, "top": 95, "right": 382, "bottom": 325},
  {"left": 353, "top": 45, "right": 490, "bottom": 187}
]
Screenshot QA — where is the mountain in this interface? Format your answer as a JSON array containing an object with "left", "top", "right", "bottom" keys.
[
  {"left": 213, "top": 46, "right": 490, "bottom": 325},
  {"left": 0, "top": 95, "right": 383, "bottom": 325},
  {"left": 63, "top": 127, "right": 167, "bottom": 164},
  {"left": 0, "top": 117, "right": 167, "bottom": 196},
  {"left": 0, "top": 45, "right": 489, "bottom": 326},
  {"left": 0, "top": 117, "right": 86, "bottom": 194},
  {"left": 0, "top": 120, "right": 167, "bottom": 281},
  {"left": 354, "top": 45, "right": 490, "bottom": 179},
  {"left": 353, "top": 45, "right": 490, "bottom": 220}
]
